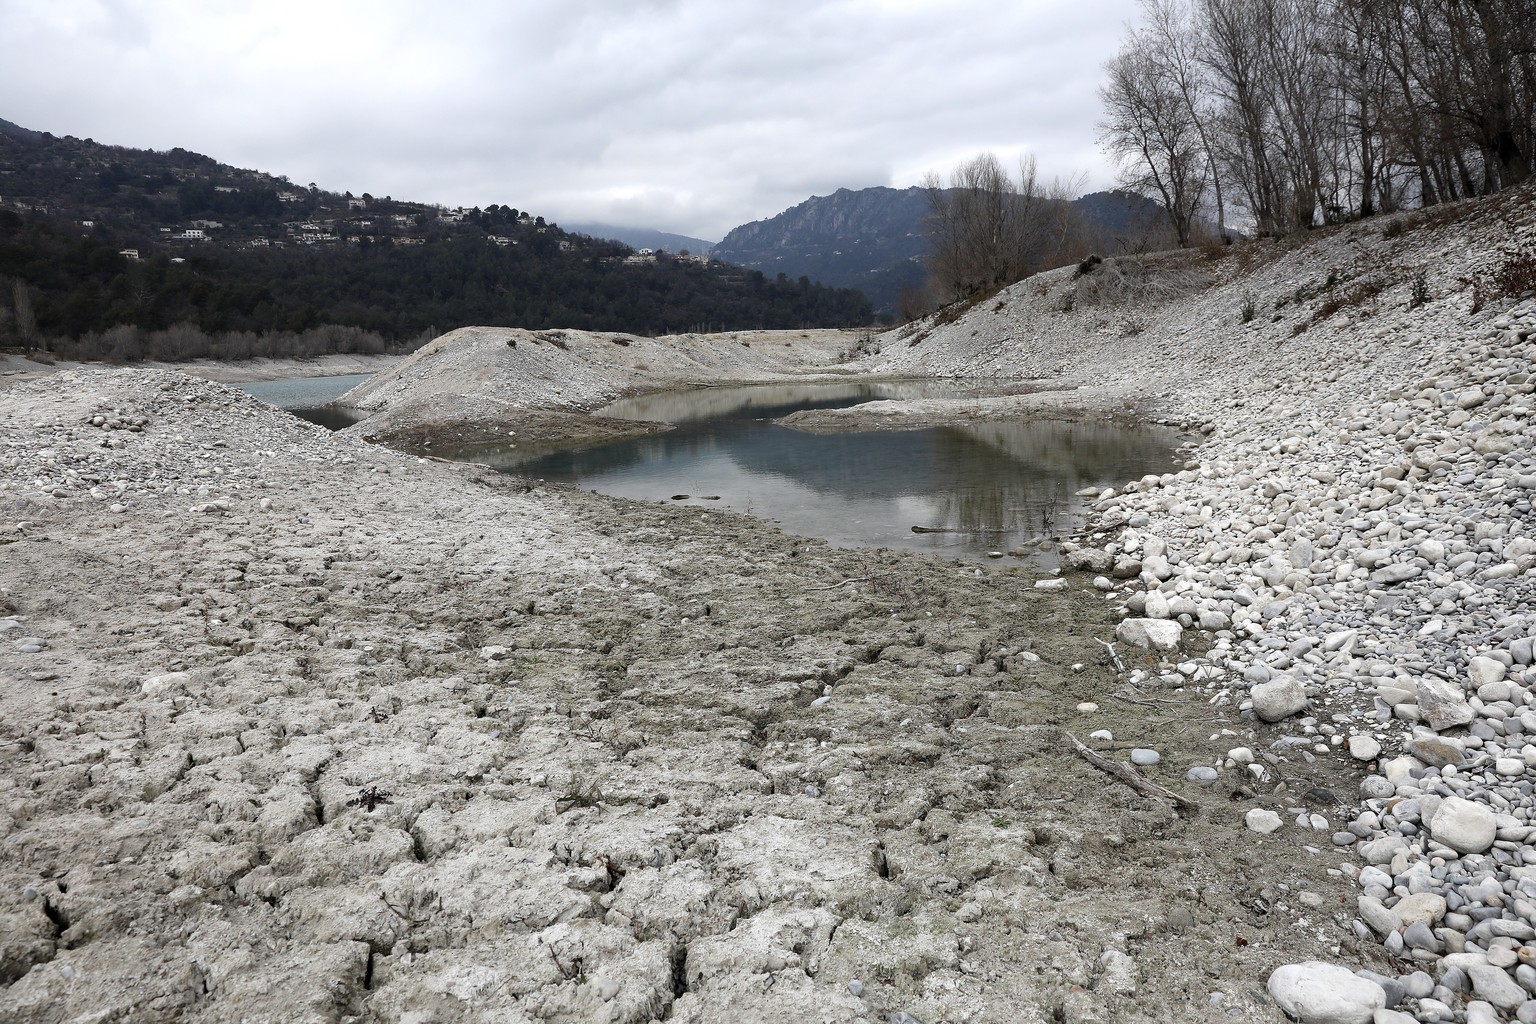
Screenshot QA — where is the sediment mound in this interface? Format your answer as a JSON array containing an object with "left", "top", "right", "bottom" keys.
[{"left": 334, "top": 326, "right": 857, "bottom": 445}]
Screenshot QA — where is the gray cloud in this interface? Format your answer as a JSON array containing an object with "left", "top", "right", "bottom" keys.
[{"left": 4, "top": 0, "right": 1140, "bottom": 240}]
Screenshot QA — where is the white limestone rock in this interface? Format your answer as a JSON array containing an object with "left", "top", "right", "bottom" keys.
[
  {"left": 1251, "top": 676, "right": 1307, "bottom": 722},
  {"left": 1415, "top": 676, "right": 1475, "bottom": 731},
  {"left": 1115, "top": 618, "right": 1182, "bottom": 651},
  {"left": 1266, "top": 961, "right": 1385, "bottom": 1024},
  {"left": 1246, "top": 808, "right": 1283, "bottom": 834},
  {"left": 1429, "top": 796, "right": 1497, "bottom": 855}
]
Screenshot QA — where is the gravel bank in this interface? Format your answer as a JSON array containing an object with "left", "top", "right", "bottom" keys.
[
  {"left": 333, "top": 327, "right": 862, "bottom": 449},
  {"left": 853, "top": 183, "right": 1536, "bottom": 1022}
]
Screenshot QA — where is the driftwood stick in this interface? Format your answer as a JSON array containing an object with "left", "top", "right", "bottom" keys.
[
  {"left": 803, "top": 577, "right": 872, "bottom": 592},
  {"left": 1063, "top": 730, "right": 1200, "bottom": 813},
  {"left": 1094, "top": 637, "right": 1126, "bottom": 675}
]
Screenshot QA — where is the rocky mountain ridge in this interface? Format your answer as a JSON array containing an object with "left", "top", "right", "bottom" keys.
[{"left": 712, "top": 186, "right": 1173, "bottom": 314}]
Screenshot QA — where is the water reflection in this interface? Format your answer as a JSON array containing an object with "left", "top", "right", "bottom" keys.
[{"left": 444, "top": 382, "right": 1181, "bottom": 564}]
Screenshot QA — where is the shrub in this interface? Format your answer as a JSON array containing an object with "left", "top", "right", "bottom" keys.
[
  {"left": 1489, "top": 247, "right": 1536, "bottom": 300},
  {"left": 1240, "top": 292, "right": 1257, "bottom": 323},
  {"left": 1410, "top": 269, "right": 1431, "bottom": 307}
]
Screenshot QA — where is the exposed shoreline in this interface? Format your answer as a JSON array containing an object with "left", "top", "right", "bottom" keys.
[{"left": 3, "top": 182, "right": 1536, "bottom": 1023}]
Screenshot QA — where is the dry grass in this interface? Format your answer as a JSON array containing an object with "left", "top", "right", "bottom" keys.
[{"left": 1069, "top": 255, "right": 1215, "bottom": 309}]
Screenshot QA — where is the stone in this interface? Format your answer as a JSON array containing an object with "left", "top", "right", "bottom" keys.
[
  {"left": 1246, "top": 808, "right": 1284, "bottom": 834},
  {"left": 1394, "top": 892, "right": 1448, "bottom": 928},
  {"left": 1371, "top": 563, "right": 1421, "bottom": 585},
  {"left": 1469, "top": 657, "right": 1508, "bottom": 687},
  {"left": 1348, "top": 735, "right": 1382, "bottom": 761},
  {"left": 1416, "top": 676, "right": 1476, "bottom": 731},
  {"left": 1252, "top": 676, "right": 1308, "bottom": 722},
  {"left": 1130, "top": 748, "right": 1160, "bottom": 767},
  {"left": 1115, "top": 617, "right": 1182, "bottom": 651},
  {"left": 1357, "top": 896, "right": 1401, "bottom": 937},
  {"left": 1430, "top": 797, "right": 1498, "bottom": 855},
  {"left": 1407, "top": 736, "right": 1466, "bottom": 768},
  {"left": 1358, "top": 836, "right": 1409, "bottom": 865},
  {"left": 1467, "top": 965, "right": 1527, "bottom": 1011},
  {"left": 1266, "top": 961, "right": 1386, "bottom": 1024}
]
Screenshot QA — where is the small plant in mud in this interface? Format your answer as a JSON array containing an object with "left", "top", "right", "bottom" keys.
[
  {"left": 348, "top": 786, "right": 393, "bottom": 812},
  {"left": 555, "top": 782, "right": 604, "bottom": 814},
  {"left": 1410, "top": 269, "right": 1431, "bottom": 307},
  {"left": 991, "top": 816, "right": 1012, "bottom": 828},
  {"left": 546, "top": 942, "right": 586, "bottom": 983}
]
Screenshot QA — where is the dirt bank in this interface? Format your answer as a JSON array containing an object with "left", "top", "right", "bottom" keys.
[{"left": 0, "top": 352, "right": 401, "bottom": 389}]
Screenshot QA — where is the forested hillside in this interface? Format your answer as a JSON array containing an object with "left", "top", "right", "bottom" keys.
[{"left": 0, "top": 122, "right": 870, "bottom": 359}]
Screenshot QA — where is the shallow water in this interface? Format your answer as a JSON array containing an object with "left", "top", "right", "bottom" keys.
[
  {"left": 232, "top": 374, "right": 368, "bottom": 428},
  {"left": 233, "top": 374, "right": 371, "bottom": 409},
  {"left": 440, "top": 381, "right": 1182, "bottom": 564}
]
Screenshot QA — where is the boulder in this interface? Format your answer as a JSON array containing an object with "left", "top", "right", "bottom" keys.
[
  {"left": 1429, "top": 797, "right": 1497, "bottom": 855},
  {"left": 1115, "top": 618, "right": 1182, "bottom": 651},
  {"left": 1251, "top": 676, "right": 1307, "bottom": 722},
  {"left": 1266, "top": 962, "right": 1385, "bottom": 1024},
  {"left": 1415, "top": 676, "right": 1475, "bottom": 731}
]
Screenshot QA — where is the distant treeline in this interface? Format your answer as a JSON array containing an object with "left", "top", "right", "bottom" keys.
[
  {"left": 43, "top": 323, "right": 429, "bottom": 365},
  {"left": 0, "top": 211, "right": 873, "bottom": 355}
]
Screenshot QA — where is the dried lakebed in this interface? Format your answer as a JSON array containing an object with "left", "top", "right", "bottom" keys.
[{"left": 1, "top": 368, "right": 1370, "bottom": 1024}]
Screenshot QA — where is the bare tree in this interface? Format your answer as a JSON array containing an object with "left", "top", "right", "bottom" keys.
[
  {"left": 1100, "top": 33, "right": 1212, "bottom": 246},
  {"left": 923, "top": 153, "right": 1084, "bottom": 303},
  {"left": 1138, "top": 0, "right": 1228, "bottom": 237},
  {"left": 1101, "top": 0, "right": 1535, "bottom": 231}
]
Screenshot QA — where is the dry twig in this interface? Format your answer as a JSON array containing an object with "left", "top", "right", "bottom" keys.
[{"left": 1062, "top": 730, "right": 1200, "bottom": 813}]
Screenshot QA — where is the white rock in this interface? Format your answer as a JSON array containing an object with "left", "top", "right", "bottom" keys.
[
  {"left": 1251, "top": 676, "right": 1307, "bottom": 722},
  {"left": 1416, "top": 676, "right": 1475, "bottom": 731},
  {"left": 1393, "top": 892, "right": 1447, "bottom": 928},
  {"left": 1348, "top": 735, "right": 1381, "bottom": 761},
  {"left": 1468, "top": 656, "right": 1507, "bottom": 687},
  {"left": 1429, "top": 796, "right": 1497, "bottom": 855},
  {"left": 1115, "top": 618, "right": 1182, "bottom": 651},
  {"left": 1465, "top": 964, "right": 1526, "bottom": 1010},
  {"left": 1266, "top": 961, "right": 1385, "bottom": 1024},
  {"left": 1246, "top": 808, "right": 1283, "bottom": 834}
]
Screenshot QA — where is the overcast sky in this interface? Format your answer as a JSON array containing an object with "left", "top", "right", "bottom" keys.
[{"left": 4, "top": 0, "right": 1143, "bottom": 242}]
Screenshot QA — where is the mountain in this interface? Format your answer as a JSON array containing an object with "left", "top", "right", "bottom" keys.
[
  {"left": 711, "top": 187, "right": 1176, "bottom": 314},
  {"left": 712, "top": 187, "right": 932, "bottom": 316},
  {"left": 564, "top": 222, "right": 715, "bottom": 256},
  {"left": 0, "top": 120, "right": 872, "bottom": 356}
]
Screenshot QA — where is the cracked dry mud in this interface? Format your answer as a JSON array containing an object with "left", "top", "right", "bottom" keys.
[{"left": 0, "top": 370, "right": 1368, "bottom": 1023}]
